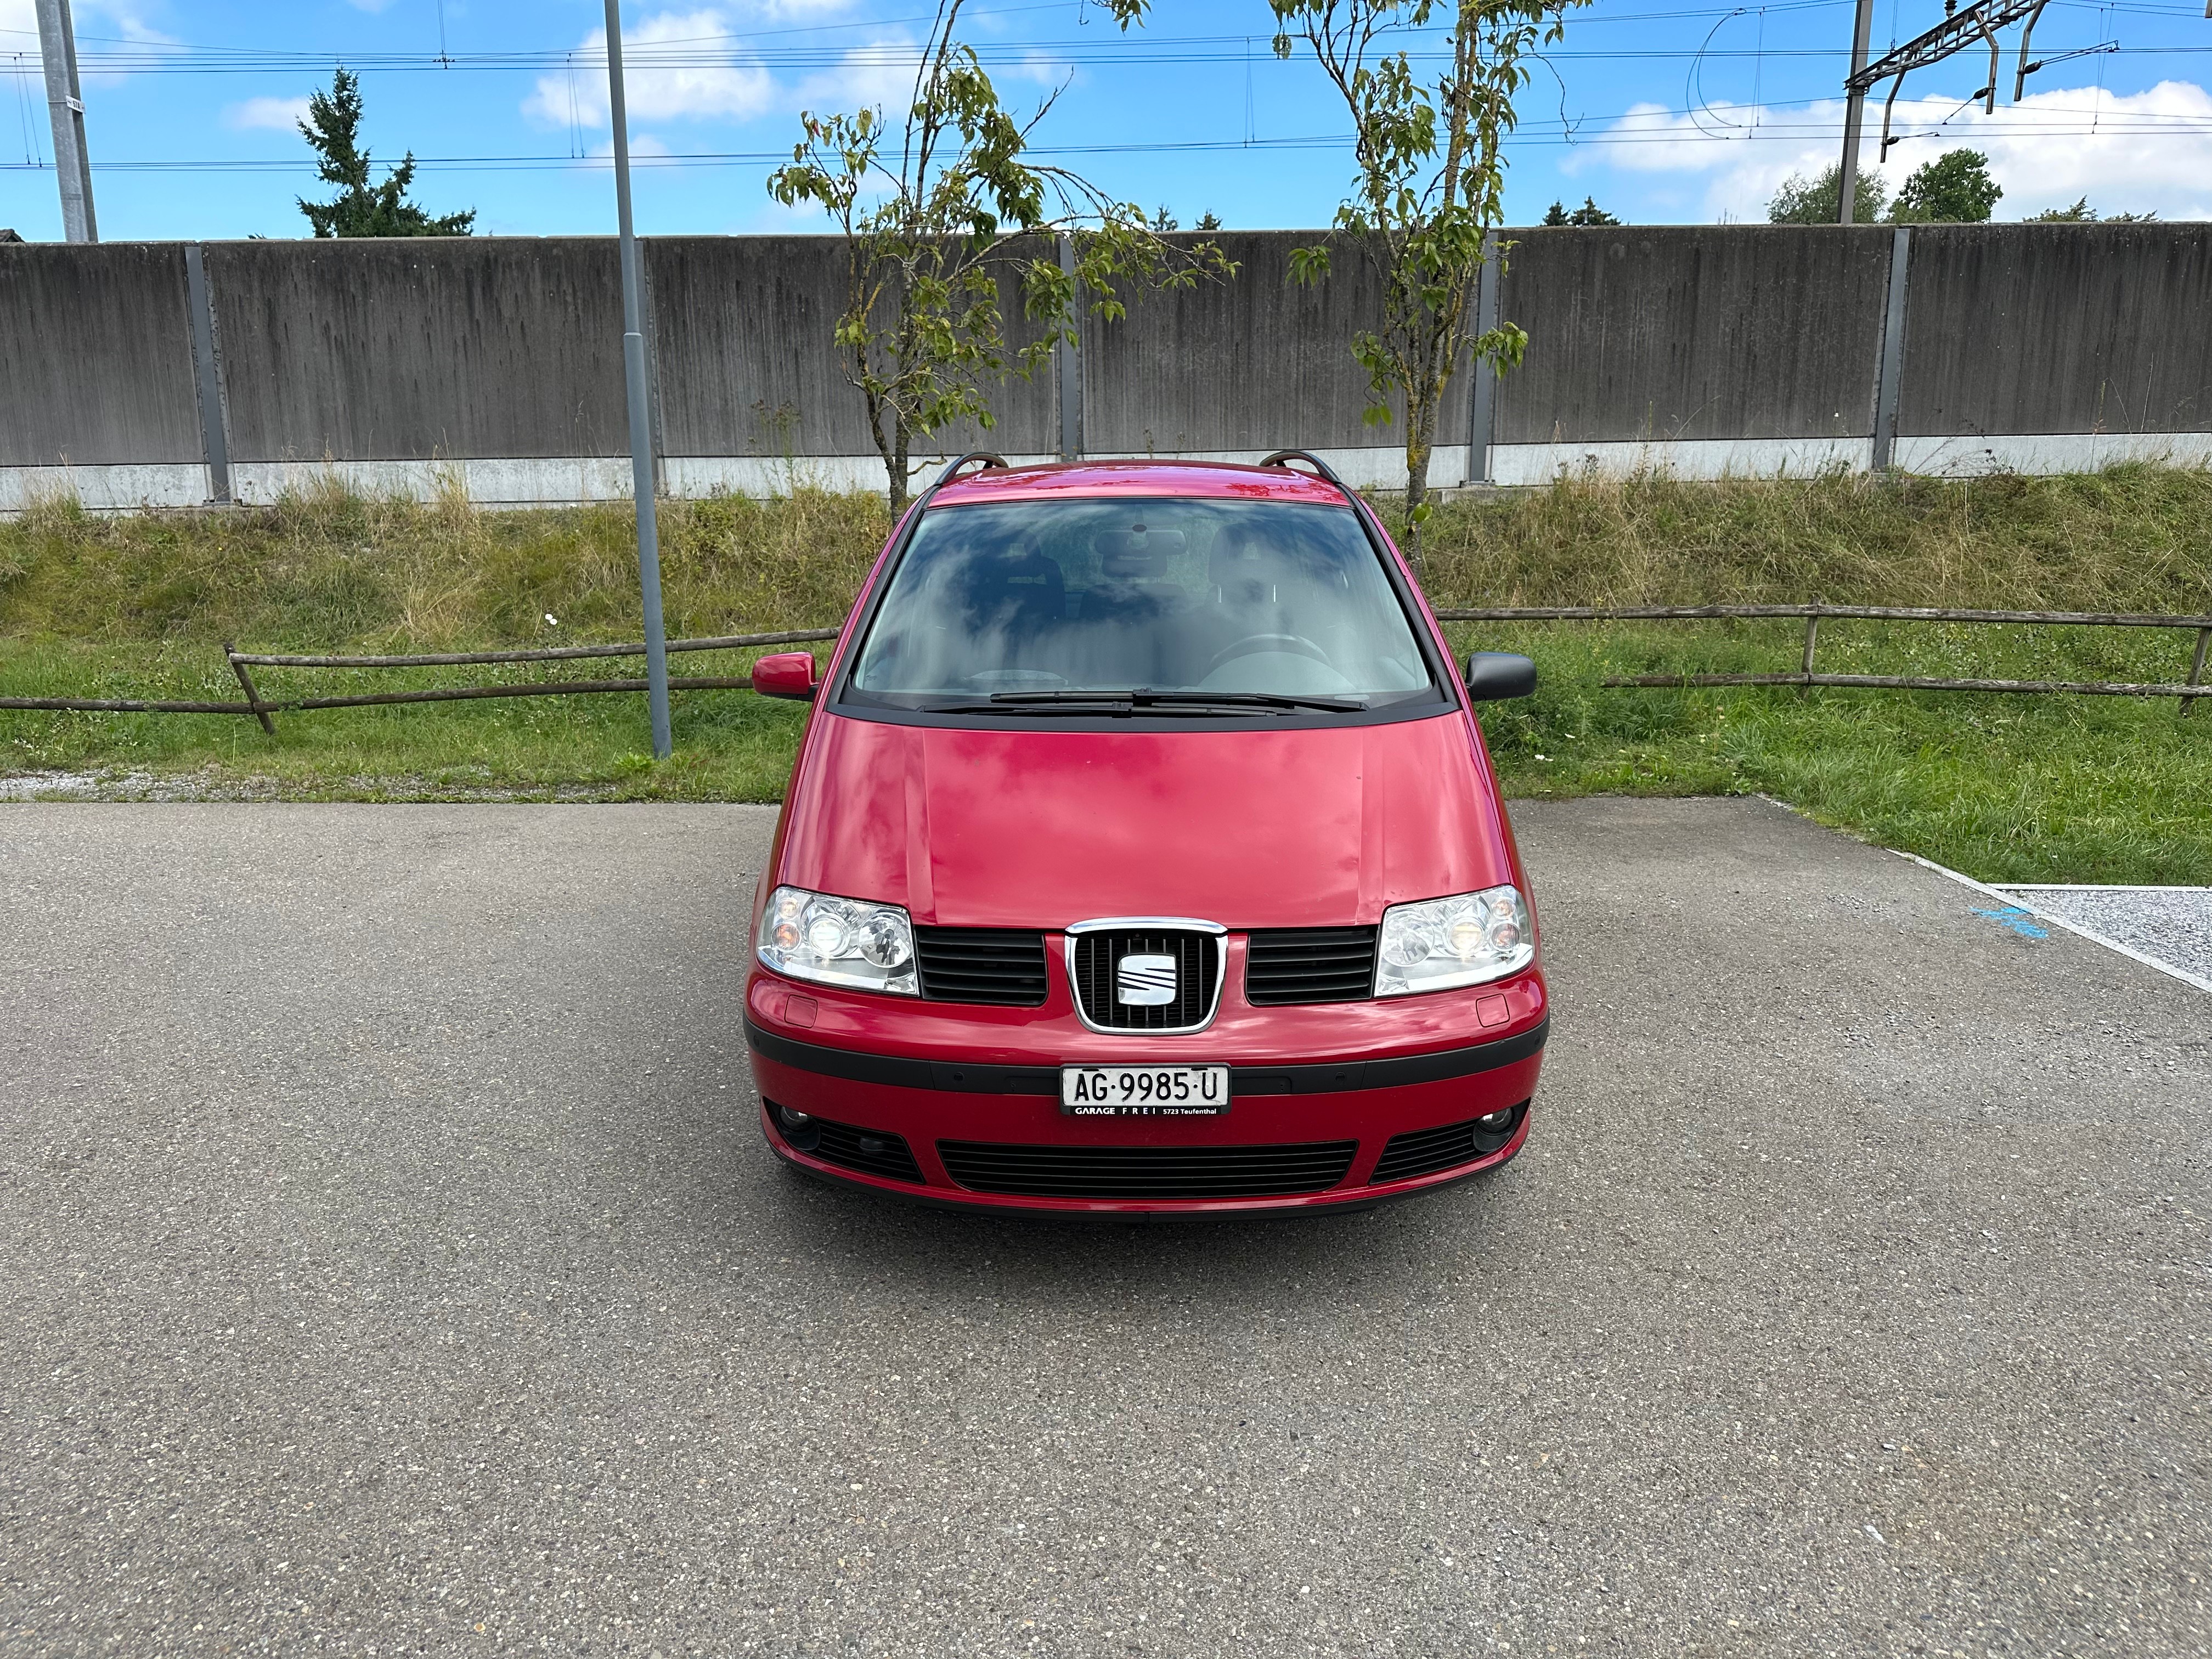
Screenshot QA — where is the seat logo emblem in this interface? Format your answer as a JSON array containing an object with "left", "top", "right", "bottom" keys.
[{"left": 1116, "top": 952, "right": 1177, "bottom": 1006}]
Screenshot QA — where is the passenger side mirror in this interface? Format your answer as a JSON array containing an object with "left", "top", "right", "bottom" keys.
[
  {"left": 1463, "top": 651, "right": 1538, "bottom": 702},
  {"left": 752, "top": 651, "right": 820, "bottom": 702}
]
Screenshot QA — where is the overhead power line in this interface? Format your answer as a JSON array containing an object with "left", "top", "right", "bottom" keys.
[
  {"left": 9, "top": 102, "right": 2208, "bottom": 178},
  {"left": 1836, "top": 0, "right": 2204, "bottom": 221}
]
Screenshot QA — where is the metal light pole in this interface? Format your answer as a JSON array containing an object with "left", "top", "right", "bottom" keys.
[
  {"left": 1837, "top": 0, "right": 1877, "bottom": 225},
  {"left": 603, "top": 0, "right": 673, "bottom": 759},
  {"left": 34, "top": 0, "right": 97, "bottom": 242}
]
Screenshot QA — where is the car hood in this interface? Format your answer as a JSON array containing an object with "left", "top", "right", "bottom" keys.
[{"left": 775, "top": 710, "right": 1521, "bottom": 929}]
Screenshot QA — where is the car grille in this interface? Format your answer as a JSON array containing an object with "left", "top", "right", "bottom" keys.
[
  {"left": 1244, "top": 926, "right": 1377, "bottom": 1005},
  {"left": 810, "top": 1118, "right": 924, "bottom": 1183},
  {"left": 914, "top": 926, "right": 1049, "bottom": 1006},
  {"left": 937, "top": 1138, "right": 1358, "bottom": 1200},
  {"left": 1068, "top": 928, "right": 1222, "bottom": 1030},
  {"left": 1368, "top": 1103, "right": 1528, "bottom": 1185}
]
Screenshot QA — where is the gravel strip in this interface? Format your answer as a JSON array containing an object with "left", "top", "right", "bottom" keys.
[{"left": 1992, "top": 884, "right": 2212, "bottom": 986}]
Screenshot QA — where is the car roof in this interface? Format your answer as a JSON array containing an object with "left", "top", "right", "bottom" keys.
[{"left": 926, "top": 458, "right": 1353, "bottom": 509}]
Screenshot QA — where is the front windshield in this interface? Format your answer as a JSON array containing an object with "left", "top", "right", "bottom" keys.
[{"left": 847, "top": 498, "right": 1437, "bottom": 708}]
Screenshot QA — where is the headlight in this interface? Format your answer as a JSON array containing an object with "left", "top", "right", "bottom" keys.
[
  {"left": 1375, "top": 885, "right": 1533, "bottom": 996},
  {"left": 756, "top": 885, "right": 918, "bottom": 995}
]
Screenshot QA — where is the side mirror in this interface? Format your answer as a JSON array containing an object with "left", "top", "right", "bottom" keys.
[
  {"left": 1463, "top": 651, "right": 1537, "bottom": 702},
  {"left": 751, "top": 651, "right": 820, "bottom": 702}
]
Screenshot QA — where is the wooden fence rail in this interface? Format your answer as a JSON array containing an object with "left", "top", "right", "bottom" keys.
[
  {"left": 5, "top": 607, "right": 2210, "bottom": 726},
  {"left": 1434, "top": 603, "right": 2212, "bottom": 716}
]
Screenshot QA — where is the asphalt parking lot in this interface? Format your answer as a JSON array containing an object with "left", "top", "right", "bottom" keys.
[{"left": 3, "top": 796, "right": 2208, "bottom": 1658}]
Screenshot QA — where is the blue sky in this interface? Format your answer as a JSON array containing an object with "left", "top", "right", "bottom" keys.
[{"left": 3, "top": 0, "right": 2208, "bottom": 241}]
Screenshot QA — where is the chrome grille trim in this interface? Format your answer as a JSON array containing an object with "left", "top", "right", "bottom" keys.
[{"left": 1063, "top": 917, "right": 1227, "bottom": 1034}]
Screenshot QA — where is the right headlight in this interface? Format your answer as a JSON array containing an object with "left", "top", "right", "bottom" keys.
[
  {"left": 755, "top": 885, "right": 918, "bottom": 996},
  {"left": 1375, "top": 885, "right": 1534, "bottom": 996}
]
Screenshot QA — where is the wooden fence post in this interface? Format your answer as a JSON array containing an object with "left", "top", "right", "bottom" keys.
[{"left": 224, "top": 641, "right": 277, "bottom": 735}]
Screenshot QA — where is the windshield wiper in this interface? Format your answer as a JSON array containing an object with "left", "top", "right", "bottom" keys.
[
  {"left": 916, "top": 696, "right": 1269, "bottom": 718},
  {"left": 985, "top": 689, "right": 1369, "bottom": 714}
]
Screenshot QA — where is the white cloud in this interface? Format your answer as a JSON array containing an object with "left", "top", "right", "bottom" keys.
[
  {"left": 224, "top": 94, "right": 313, "bottom": 132},
  {"left": 1005, "top": 48, "right": 1070, "bottom": 91},
  {"left": 793, "top": 36, "right": 925, "bottom": 115},
  {"left": 1, "top": 0, "right": 177, "bottom": 83},
  {"left": 523, "top": 9, "right": 779, "bottom": 129},
  {"left": 1566, "top": 81, "right": 2212, "bottom": 223}
]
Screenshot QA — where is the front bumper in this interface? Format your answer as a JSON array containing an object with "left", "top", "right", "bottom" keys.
[{"left": 743, "top": 963, "right": 1548, "bottom": 1214}]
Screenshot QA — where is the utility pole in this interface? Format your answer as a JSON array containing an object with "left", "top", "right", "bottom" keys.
[
  {"left": 602, "top": 0, "right": 673, "bottom": 760},
  {"left": 1837, "top": 0, "right": 1876, "bottom": 224},
  {"left": 34, "top": 0, "right": 97, "bottom": 242}
]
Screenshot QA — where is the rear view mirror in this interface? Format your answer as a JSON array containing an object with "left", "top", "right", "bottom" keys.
[
  {"left": 1463, "top": 651, "right": 1538, "bottom": 702},
  {"left": 752, "top": 651, "right": 820, "bottom": 702}
]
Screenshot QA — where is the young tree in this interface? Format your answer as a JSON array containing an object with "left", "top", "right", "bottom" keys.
[
  {"left": 297, "top": 68, "right": 475, "bottom": 238},
  {"left": 1271, "top": 0, "right": 1585, "bottom": 561},
  {"left": 1888, "top": 149, "right": 2001, "bottom": 223},
  {"left": 770, "top": 1, "right": 1233, "bottom": 513},
  {"left": 1544, "top": 195, "right": 1618, "bottom": 225},
  {"left": 1767, "top": 163, "right": 1887, "bottom": 225}
]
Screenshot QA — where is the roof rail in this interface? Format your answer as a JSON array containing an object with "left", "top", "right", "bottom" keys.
[
  {"left": 1257, "top": 449, "right": 1347, "bottom": 486},
  {"left": 930, "top": 452, "right": 1008, "bottom": 490}
]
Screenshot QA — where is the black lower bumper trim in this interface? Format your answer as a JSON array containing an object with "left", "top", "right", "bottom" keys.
[{"left": 744, "top": 1015, "right": 1548, "bottom": 1097}]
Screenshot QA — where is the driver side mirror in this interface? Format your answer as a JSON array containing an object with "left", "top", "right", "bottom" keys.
[
  {"left": 1463, "top": 651, "right": 1537, "bottom": 702},
  {"left": 751, "top": 651, "right": 820, "bottom": 702}
]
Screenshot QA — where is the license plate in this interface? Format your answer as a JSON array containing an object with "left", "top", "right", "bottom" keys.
[{"left": 1060, "top": 1064, "right": 1231, "bottom": 1116}]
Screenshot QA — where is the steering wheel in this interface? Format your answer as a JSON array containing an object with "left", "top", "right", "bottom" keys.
[{"left": 1206, "top": 633, "right": 1332, "bottom": 673}]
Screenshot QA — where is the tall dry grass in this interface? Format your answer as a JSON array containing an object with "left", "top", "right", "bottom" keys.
[
  {"left": 1411, "top": 464, "right": 2212, "bottom": 614},
  {"left": 4, "top": 464, "right": 2208, "bottom": 650},
  {"left": 0, "top": 479, "right": 889, "bottom": 648}
]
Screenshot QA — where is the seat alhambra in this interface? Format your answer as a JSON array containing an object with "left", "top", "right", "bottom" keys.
[{"left": 743, "top": 451, "right": 1547, "bottom": 1213}]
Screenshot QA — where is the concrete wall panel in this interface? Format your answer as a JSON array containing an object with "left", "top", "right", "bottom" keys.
[
  {"left": 0, "top": 243, "right": 202, "bottom": 467},
  {"left": 646, "top": 235, "right": 1056, "bottom": 462},
  {"left": 1080, "top": 232, "right": 1468, "bottom": 456},
  {"left": 204, "top": 238, "right": 629, "bottom": 462},
  {"left": 1494, "top": 225, "right": 1893, "bottom": 444},
  {"left": 1897, "top": 223, "right": 2212, "bottom": 436}
]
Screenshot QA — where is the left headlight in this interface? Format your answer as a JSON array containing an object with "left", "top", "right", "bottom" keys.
[
  {"left": 755, "top": 885, "right": 918, "bottom": 996},
  {"left": 1375, "top": 885, "right": 1534, "bottom": 996}
]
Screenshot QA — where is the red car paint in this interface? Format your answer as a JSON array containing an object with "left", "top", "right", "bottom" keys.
[{"left": 745, "top": 458, "right": 1547, "bottom": 1214}]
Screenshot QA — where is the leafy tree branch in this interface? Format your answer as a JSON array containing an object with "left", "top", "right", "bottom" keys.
[
  {"left": 1272, "top": 0, "right": 1582, "bottom": 562},
  {"left": 770, "top": 0, "right": 1234, "bottom": 514}
]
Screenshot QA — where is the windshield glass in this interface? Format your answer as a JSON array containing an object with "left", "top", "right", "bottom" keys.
[{"left": 847, "top": 499, "right": 1437, "bottom": 709}]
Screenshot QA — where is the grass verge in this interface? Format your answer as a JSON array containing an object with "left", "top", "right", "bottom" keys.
[{"left": 4, "top": 466, "right": 2209, "bottom": 881}]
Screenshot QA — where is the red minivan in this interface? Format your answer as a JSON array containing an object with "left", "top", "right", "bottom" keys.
[{"left": 744, "top": 451, "right": 1547, "bottom": 1214}]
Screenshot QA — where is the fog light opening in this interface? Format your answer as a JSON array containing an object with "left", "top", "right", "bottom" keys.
[
  {"left": 769, "top": 1101, "right": 822, "bottom": 1152},
  {"left": 1470, "top": 1099, "right": 1530, "bottom": 1155}
]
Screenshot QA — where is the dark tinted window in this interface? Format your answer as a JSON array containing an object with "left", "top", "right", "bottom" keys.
[{"left": 849, "top": 499, "right": 1435, "bottom": 704}]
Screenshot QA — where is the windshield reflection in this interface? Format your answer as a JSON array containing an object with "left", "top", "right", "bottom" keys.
[{"left": 850, "top": 499, "right": 1436, "bottom": 708}]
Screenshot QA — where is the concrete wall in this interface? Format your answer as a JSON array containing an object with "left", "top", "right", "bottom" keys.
[
  {"left": 1898, "top": 223, "right": 2212, "bottom": 438},
  {"left": 204, "top": 238, "right": 631, "bottom": 463},
  {"left": 1494, "top": 225, "right": 1893, "bottom": 444},
  {"left": 0, "top": 242, "right": 202, "bottom": 467},
  {"left": 646, "top": 234, "right": 1058, "bottom": 464},
  {"left": 1080, "top": 230, "right": 1469, "bottom": 455},
  {"left": 3, "top": 223, "right": 2208, "bottom": 511}
]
